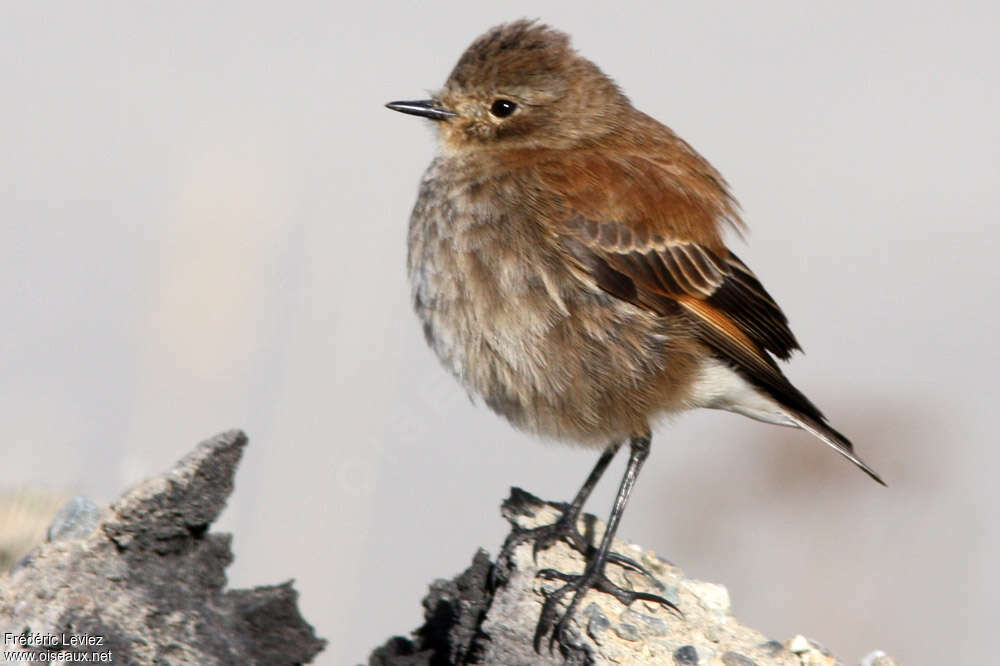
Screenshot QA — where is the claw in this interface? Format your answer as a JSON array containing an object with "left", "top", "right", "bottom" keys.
[
  {"left": 533, "top": 563, "right": 680, "bottom": 652},
  {"left": 536, "top": 567, "right": 574, "bottom": 582},
  {"left": 604, "top": 551, "right": 658, "bottom": 579}
]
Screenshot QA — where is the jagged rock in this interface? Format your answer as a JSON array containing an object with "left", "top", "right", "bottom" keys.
[
  {"left": 0, "top": 430, "right": 325, "bottom": 665},
  {"left": 370, "top": 488, "right": 896, "bottom": 666}
]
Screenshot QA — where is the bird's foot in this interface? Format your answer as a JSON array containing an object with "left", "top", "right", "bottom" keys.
[
  {"left": 491, "top": 508, "right": 580, "bottom": 588},
  {"left": 533, "top": 563, "right": 680, "bottom": 652},
  {"left": 492, "top": 508, "right": 658, "bottom": 588}
]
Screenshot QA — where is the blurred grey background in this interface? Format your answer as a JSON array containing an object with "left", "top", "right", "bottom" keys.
[{"left": 2, "top": 2, "right": 997, "bottom": 664}]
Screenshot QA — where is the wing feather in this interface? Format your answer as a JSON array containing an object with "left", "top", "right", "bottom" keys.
[{"left": 537, "top": 149, "right": 819, "bottom": 420}]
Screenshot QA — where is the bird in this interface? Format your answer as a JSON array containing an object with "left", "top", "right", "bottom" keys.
[{"left": 386, "top": 19, "right": 884, "bottom": 651}]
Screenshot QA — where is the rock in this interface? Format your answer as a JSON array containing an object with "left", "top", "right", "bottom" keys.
[
  {"left": 47, "top": 496, "right": 101, "bottom": 543},
  {"left": 0, "top": 430, "right": 325, "bottom": 665},
  {"left": 722, "top": 651, "right": 761, "bottom": 666},
  {"left": 859, "top": 652, "right": 897, "bottom": 666},
  {"left": 369, "top": 487, "right": 897, "bottom": 666},
  {"left": 674, "top": 644, "right": 699, "bottom": 664}
]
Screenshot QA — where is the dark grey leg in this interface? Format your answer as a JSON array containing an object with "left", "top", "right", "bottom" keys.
[{"left": 533, "top": 434, "right": 679, "bottom": 652}]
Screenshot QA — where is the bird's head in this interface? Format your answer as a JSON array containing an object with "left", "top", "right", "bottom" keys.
[{"left": 387, "top": 20, "right": 631, "bottom": 153}]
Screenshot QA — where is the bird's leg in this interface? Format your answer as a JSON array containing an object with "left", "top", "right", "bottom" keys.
[
  {"left": 492, "top": 441, "right": 622, "bottom": 587},
  {"left": 533, "top": 434, "right": 680, "bottom": 652},
  {"left": 533, "top": 439, "right": 623, "bottom": 556},
  {"left": 493, "top": 437, "right": 662, "bottom": 587},
  {"left": 526, "top": 440, "right": 658, "bottom": 575},
  {"left": 557, "top": 439, "right": 623, "bottom": 539}
]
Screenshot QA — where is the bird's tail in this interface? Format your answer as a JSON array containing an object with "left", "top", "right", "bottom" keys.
[
  {"left": 693, "top": 358, "right": 886, "bottom": 485},
  {"left": 782, "top": 409, "right": 886, "bottom": 486}
]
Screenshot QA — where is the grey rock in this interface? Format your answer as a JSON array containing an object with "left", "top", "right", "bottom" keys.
[
  {"left": 0, "top": 430, "right": 325, "bottom": 665},
  {"left": 583, "top": 602, "right": 606, "bottom": 621},
  {"left": 674, "top": 644, "right": 698, "bottom": 664},
  {"left": 368, "top": 487, "right": 897, "bottom": 666},
  {"left": 860, "top": 651, "right": 898, "bottom": 666},
  {"left": 46, "top": 496, "right": 100, "bottom": 543},
  {"left": 613, "top": 622, "right": 639, "bottom": 642},
  {"left": 584, "top": 604, "right": 610, "bottom": 645},
  {"left": 620, "top": 608, "right": 668, "bottom": 637},
  {"left": 722, "top": 651, "right": 759, "bottom": 666}
]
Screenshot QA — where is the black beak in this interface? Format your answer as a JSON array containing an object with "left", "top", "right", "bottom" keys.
[{"left": 385, "top": 99, "right": 456, "bottom": 121}]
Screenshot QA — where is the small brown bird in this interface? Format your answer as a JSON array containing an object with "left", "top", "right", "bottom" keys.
[{"left": 387, "top": 20, "right": 883, "bottom": 649}]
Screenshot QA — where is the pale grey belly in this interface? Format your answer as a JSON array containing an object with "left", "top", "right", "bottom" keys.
[
  {"left": 409, "top": 239, "right": 679, "bottom": 444},
  {"left": 406, "top": 163, "right": 686, "bottom": 443}
]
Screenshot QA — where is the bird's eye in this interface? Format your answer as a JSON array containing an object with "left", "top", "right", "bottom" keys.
[{"left": 489, "top": 99, "right": 518, "bottom": 118}]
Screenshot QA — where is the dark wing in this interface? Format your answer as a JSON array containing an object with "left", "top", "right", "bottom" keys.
[
  {"left": 539, "top": 151, "right": 827, "bottom": 425},
  {"left": 566, "top": 224, "right": 800, "bottom": 359}
]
